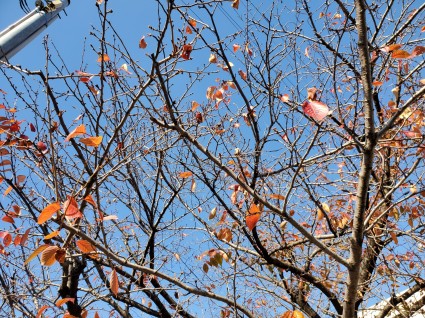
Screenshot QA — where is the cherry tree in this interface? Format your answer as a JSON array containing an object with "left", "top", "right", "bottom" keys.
[{"left": 0, "top": 0, "right": 424, "bottom": 317}]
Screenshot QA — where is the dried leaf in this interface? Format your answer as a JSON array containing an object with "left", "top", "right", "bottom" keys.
[
  {"left": 181, "top": 45, "right": 193, "bottom": 60},
  {"left": 231, "top": 0, "right": 239, "bottom": 9},
  {"left": 280, "top": 94, "right": 289, "bottom": 102},
  {"left": 239, "top": 70, "right": 247, "bottom": 81},
  {"left": 209, "top": 53, "right": 217, "bottom": 63},
  {"left": 37, "top": 202, "right": 61, "bottom": 224},
  {"left": 390, "top": 232, "right": 398, "bottom": 244},
  {"left": 139, "top": 36, "right": 147, "bottom": 49},
  {"left": 110, "top": 268, "right": 119, "bottom": 296},
  {"left": 191, "top": 101, "right": 200, "bottom": 111},
  {"left": 84, "top": 194, "right": 98, "bottom": 209}
]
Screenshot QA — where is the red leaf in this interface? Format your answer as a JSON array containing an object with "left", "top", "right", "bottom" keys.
[
  {"left": 20, "top": 228, "right": 30, "bottom": 246},
  {"left": 181, "top": 45, "right": 193, "bottom": 60},
  {"left": 233, "top": 44, "right": 240, "bottom": 52},
  {"left": 30, "top": 123, "right": 36, "bottom": 132},
  {"left": 185, "top": 25, "right": 192, "bottom": 34},
  {"left": 302, "top": 101, "right": 330, "bottom": 121},
  {"left": 110, "top": 268, "right": 119, "bottom": 296},
  {"left": 3, "top": 232, "right": 12, "bottom": 246},
  {"left": 410, "top": 46, "right": 425, "bottom": 57},
  {"left": 63, "top": 196, "right": 83, "bottom": 219}
]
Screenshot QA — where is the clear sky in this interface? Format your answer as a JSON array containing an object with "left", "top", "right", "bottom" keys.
[{"left": 0, "top": 1, "right": 155, "bottom": 69}]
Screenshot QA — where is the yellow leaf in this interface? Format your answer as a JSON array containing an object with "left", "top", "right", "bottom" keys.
[
  {"left": 80, "top": 136, "right": 103, "bottom": 147},
  {"left": 25, "top": 245, "right": 50, "bottom": 265},
  {"left": 44, "top": 231, "right": 60, "bottom": 240},
  {"left": 37, "top": 202, "right": 61, "bottom": 224}
]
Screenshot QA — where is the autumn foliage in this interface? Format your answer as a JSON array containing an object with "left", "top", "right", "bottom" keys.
[{"left": 0, "top": 0, "right": 425, "bottom": 318}]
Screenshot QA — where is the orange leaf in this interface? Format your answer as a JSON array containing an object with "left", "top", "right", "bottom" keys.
[
  {"left": 233, "top": 44, "right": 240, "bottom": 52},
  {"left": 191, "top": 101, "right": 200, "bottom": 111},
  {"left": 188, "top": 19, "right": 197, "bottom": 27},
  {"left": 231, "top": 0, "right": 239, "bottom": 9},
  {"left": 80, "top": 136, "right": 103, "bottom": 147},
  {"left": 280, "top": 94, "right": 289, "bottom": 102},
  {"left": 269, "top": 194, "right": 285, "bottom": 200},
  {"left": 24, "top": 245, "right": 50, "bottom": 265},
  {"left": 185, "top": 25, "right": 192, "bottom": 34},
  {"left": 76, "top": 240, "right": 97, "bottom": 254},
  {"left": 63, "top": 196, "right": 83, "bottom": 219},
  {"left": 36, "top": 305, "right": 50, "bottom": 318},
  {"left": 38, "top": 202, "right": 61, "bottom": 224},
  {"left": 44, "top": 231, "right": 60, "bottom": 240},
  {"left": 97, "top": 54, "right": 110, "bottom": 62},
  {"left": 239, "top": 70, "right": 247, "bottom": 81},
  {"left": 246, "top": 203, "right": 261, "bottom": 231},
  {"left": 139, "top": 36, "right": 147, "bottom": 49},
  {"left": 381, "top": 43, "right": 402, "bottom": 52},
  {"left": 65, "top": 124, "right": 86, "bottom": 141},
  {"left": 41, "top": 245, "right": 60, "bottom": 266},
  {"left": 84, "top": 194, "right": 98, "bottom": 209},
  {"left": 2, "top": 215, "right": 14, "bottom": 224},
  {"left": 56, "top": 298, "right": 75, "bottom": 307},
  {"left": 179, "top": 171, "right": 193, "bottom": 178},
  {"left": 110, "top": 268, "right": 119, "bottom": 296},
  {"left": 94, "top": 312, "right": 100, "bottom": 318},
  {"left": 4, "top": 185, "right": 13, "bottom": 196},
  {"left": 391, "top": 50, "right": 411, "bottom": 59},
  {"left": 372, "top": 81, "right": 383, "bottom": 86}
]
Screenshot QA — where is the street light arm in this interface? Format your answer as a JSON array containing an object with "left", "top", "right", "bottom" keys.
[{"left": 1, "top": 0, "right": 70, "bottom": 61}]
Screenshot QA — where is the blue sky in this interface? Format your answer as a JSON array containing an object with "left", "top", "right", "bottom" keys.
[{"left": 0, "top": 1, "right": 155, "bottom": 69}]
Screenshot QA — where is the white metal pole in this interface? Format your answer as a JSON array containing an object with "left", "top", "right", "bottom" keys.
[{"left": 0, "top": 0, "right": 70, "bottom": 61}]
